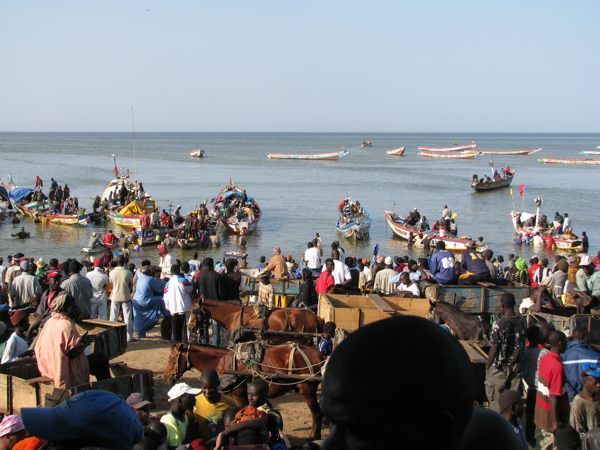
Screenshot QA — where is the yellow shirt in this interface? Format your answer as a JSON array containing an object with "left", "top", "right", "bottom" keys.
[
  {"left": 160, "top": 413, "right": 189, "bottom": 448},
  {"left": 194, "top": 393, "right": 238, "bottom": 439}
]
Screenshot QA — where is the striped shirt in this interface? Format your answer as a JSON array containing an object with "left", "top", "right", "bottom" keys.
[
  {"left": 522, "top": 346, "right": 548, "bottom": 392},
  {"left": 535, "top": 352, "right": 570, "bottom": 432}
]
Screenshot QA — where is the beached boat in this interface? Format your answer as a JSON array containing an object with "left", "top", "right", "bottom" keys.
[
  {"left": 266, "top": 150, "right": 348, "bottom": 161},
  {"left": 210, "top": 181, "right": 261, "bottom": 235},
  {"left": 479, "top": 147, "right": 542, "bottom": 156},
  {"left": 336, "top": 199, "right": 371, "bottom": 240},
  {"left": 471, "top": 172, "right": 515, "bottom": 192},
  {"left": 420, "top": 151, "right": 480, "bottom": 159},
  {"left": 9, "top": 188, "right": 89, "bottom": 226},
  {"left": 581, "top": 151, "right": 600, "bottom": 156},
  {"left": 386, "top": 147, "right": 406, "bottom": 156},
  {"left": 417, "top": 142, "right": 477, "bottom": 152},
  {"left": 190, "top": 149, "right": 205, "bottom": 159},
  {"left": 360, "top": 140, "right": 373, "bottom": 148},
  {"left": 384, "top": 210, "right": 476, "bottom": 252},
  {"left": 538, "top": 158, "right": 600, "bottom": 166}
]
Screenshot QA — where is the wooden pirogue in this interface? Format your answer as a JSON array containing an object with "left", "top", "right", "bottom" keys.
[
  {"left": 478, "top": 147, "right": 542, "bottom": 155},
  {"left": 471, "top": 172, "right": 515, "bottom": 192},
  {"left": 420, "top": 150, "right": 480, "bottom": 159},
  {"left": 538, "top": 157, "right": 600, "bottom": 166}
]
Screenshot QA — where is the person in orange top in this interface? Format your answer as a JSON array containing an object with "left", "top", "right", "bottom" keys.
[
  {"left": 266, "top": 247, "right": 288, "bottom": 280},
  {"left": 316, "top": 259, "right": 335, "bottom": 295}
]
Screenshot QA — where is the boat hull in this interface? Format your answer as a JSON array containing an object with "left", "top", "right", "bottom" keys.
[
  {"left": 582, "top": 151, "right": 600, "bottom": 155},
  {"left": 417, "top": 143, "right": 477, "bottom": 152},
  {"left": 211, "top": 182, "right": 262, "bottom": 235},
  {"left": 386, "top": 147, "right": 406, "bottom": 156},
  {"left": 12, "top": 201, "right": 89, "bottom": 226},
  {"left": 538, "top": 158, "right": 600, "bottom": 166},
  {"left": 471, "top": 173, "right": 515, "bottom": 191},
  {"left": 479, "top": 147, "right": 541, "bottom": 155},
  {"left": 267, "top": 150, "right": 348, "bottom": 160},
  {"left": 336, "top": 212, "right": 371, "bottom": 240},
  {"left": 190, "top": 149, "right": 204, "bottom": 158},
  {"left": 106, "top": 212, "right": 141, "bottom": 228},
  {"left": 420, "top": 151, "right": 480, "bottom": 159}
]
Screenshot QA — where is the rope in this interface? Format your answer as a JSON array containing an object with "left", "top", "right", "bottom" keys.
[{"left": 249, "top": 367, "right": 323, "bottom": 387}]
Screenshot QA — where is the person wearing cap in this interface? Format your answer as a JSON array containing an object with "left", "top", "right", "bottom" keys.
[
  {"left": 87, "top": 231, "right": 104, "bottom": 251},
  {"left": 535, "top": 330, "right": 570, "bottom": 449},
  {"left": 127, "top": 392, "right": 153, "bottom": 425},
  {"left": 34, "top": 293, "right": 91, "bottom": 389},
  {"left": 158, "top": 242, "right": 174, "bottom": 279},
  {"left": 575, "top": 255, "right": 600, "bottom": 314},
  {"left": 85, "top": 258, "right": 109, "bottom": 320},
  {"left": 372, "top": 256, "right": 397, "bottom": 295},
  {"left": 569, "top": 362, "right": 600, "bottom": 435},
  {"left": 194, "top": 370, "right": 237, "bottom": 441},
  {"left": 0, "top": 415, "right": 26, "bottom": 448},
  {"left": 458, "top": 242, "right": 491, "bottom": 285},
  {"left": 60, "top": 260, "right": 93, "bottom": 320},
  {"left": 266, "top": 247, "right": 288, "bottom": 280},
  {"left": 9, "top": 261, "right": 41, "bottom": 309},
  {"left": 562, "top": 328, "right": 600, "bottom": 402},
  {"left": 498, "top": 390, "right": 527, "bottom": 450},
  {"left": 22, "top": 390, "right": 143, "bottom": 449},
  {"left": 161, "top": 382, "right": 201, "bottom": 448}
]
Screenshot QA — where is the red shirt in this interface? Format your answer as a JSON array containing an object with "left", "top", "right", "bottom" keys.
[
  {"left": 316, "top": 271, "right": 335, "bottom": 295},
  {"left": 140, "top": 213, "right": 150, "bottom": 228},
  {"left": 535, "top": 352, "right": 569, "bottom": 432},
  {"left": 528, "top": 263, "right": 542, "bottom": 288},
  {"left": 103, "top": 233, "right": 117, "bottom": 246}
]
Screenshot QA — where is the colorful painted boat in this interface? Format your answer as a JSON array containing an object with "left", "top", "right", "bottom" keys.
[
  {"left": 384, "top": 210, "right": 477, "bottom": 252},
  {"left": 106, "top": 199, "right": 158, "bottom": 229},
  {"left": 190, "top": 149, "right": 205, "bottom": 159},
  {"left": 9, "top": 188, "right": 89, "bottom": 226},
  {"left": 538, "top": 158, "right": 600, "bottom": 166},
  {"left": 417, "top": 142, "right": 477, "bottom": 152},
  {"left": 336, "top": 201, "right": 371, "bottom": 240},
  {"left": 420, "top": 151, "right": 480, "bottom": 159},
  {"left": 471, "top": 172, "right": 515, "bottom": 192},
  {"left": 210, "top": 181, "right": 261, "bottom": 235},
  {"left": 479, "top": 147, "right": 542, "bottom": 156},
  {"left": 386, "top": 147, "right": 406, "bottom": 156},
  {"left": 267, "top": 150, "right": 348, "bottom": 160},
  {"left": 510, "top": 211, "right": 582, "bottom": 251}
]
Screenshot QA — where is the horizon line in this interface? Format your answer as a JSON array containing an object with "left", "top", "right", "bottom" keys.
[{"left": 0, "top": 130, "right": 599, "bottom": 134}]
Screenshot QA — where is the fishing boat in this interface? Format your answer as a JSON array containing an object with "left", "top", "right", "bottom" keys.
[
  {"left": 336, "top": 198, "right": 371, "bottom": 240},
  {"left": 479, "top": 147, "right": 542, "bottom": 156},
  {"left": 471, "top": 172, "right": 515, "bottom": 192},
  {"left": 267, "top": 149, "right": 348, "bottom": 160},
  {"left": 190, "top": 149, "right": 205, "bottom": 159},
  {"left": 510, "top": 198, "right": 582, "bottom": 251},
  {"left": 209, "top": 181, "right": 261, "bottom": 235},
  {"left": 105, "top": 199, "right": 158, "bottom": 229},
  {"left": 420, "top": 151, "right": 480, "bottom": 159},
  {"left": 417, "top": 141, "right": 477, "bottom": 152},
  {"left": 9, "top": 187, "right": 89, "bottom": 226},
  {"left": 81, "top": 242, "right": 118, "bottom": 255},
  {"left": 360, "top": 140, "right": 373, "bottom": 148},
  {"left": 384, "top": 210, "right": 477, "bottom": 252},
  {"left": 538, "top": 158, "right": 600, "bottom": 166},
  {"left": 386, "top": 147, "right": 406, "bottom": 156},
  {"left": 581, "top": 151, "right": 600, "bottom": 156}
]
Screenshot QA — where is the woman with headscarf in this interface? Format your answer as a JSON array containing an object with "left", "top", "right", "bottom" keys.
[
  {"left": 34, "top": 294, "right": 90, "bottom": 389},
  {"left": 132, "top": 266, "right": 167, "bottom": 339},
  {"left": 292, "top": 269, "right": 318, "bottom": 309},
  {"left": 27, "top": 273, "right": 62, "bottom": 340}
]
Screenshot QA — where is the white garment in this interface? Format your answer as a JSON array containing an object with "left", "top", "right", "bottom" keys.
[
  {"left": 361, "top": 266, "right": 373, "bottom": 284},
  {"left": 532, "top": 235, "right": 544, "bottom": 247},
  {"left": 1, "top": 332, "right": 29, "bottom": 364},
  {"left": 373, "top": 268, "right": 398, "bottom": 294},
  {"left": 160, "top": 253, "right": 174, "bottom": 279},
  {"left": 10, "top": 273, "right": 41, "bottom": 308},
  {"left": 304, "top": 247, "right": 322, "bottom": 269},
  {"left": 563, "top": 217, "right": 571, "bottom": 230},
  {"left": 110, "top": 300, "right": 133, "bottom": 342},
  {"left": 86, "top": 267, "right": 109, "bottom": 303},
  {"left": 322, "top": 260, "right": 351, "bottom": 284},
  {"left": 163, "top": 275, "right": 193, "bottom": 315},
  {"left": 397, "top": 282, "right": 420, "bottom": 297}
]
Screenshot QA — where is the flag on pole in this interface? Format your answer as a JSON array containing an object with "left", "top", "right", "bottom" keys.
[{"left": 519, "top": 184, "right": 526, "bottom": 196}]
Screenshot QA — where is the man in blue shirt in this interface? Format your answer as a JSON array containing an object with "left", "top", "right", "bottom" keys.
[
  {"left": 429, "top": 241, "right": 457, "bottom": 285},
  {"left": 562, "top": 327, "right": 600, "bottom": 401},
  {"left": 459, "top": 242, "right": 491, "bottom": 285}
]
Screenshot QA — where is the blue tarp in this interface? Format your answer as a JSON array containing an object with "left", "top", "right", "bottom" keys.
[{"left": 8, "top": 187, "right": 35, "bottom": 203}]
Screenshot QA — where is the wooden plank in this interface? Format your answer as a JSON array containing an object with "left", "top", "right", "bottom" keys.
[
  {"left": 366, "top": 294, "right": 395, "bottom": 313},
  {"left": 477, "top": 282, "right": 496, "bottom": 288},
  {"left": 459, "top": 341, "right": 487, "bottom": 365},
  {"left": 0, "top": 374, "right": 9, "bottom": 413},
  {"left": 11, "top": 377, "right": 39, "bottom": 414}
]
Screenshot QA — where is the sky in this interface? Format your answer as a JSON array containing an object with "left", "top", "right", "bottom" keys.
[{"left": 1, "top": 1, "right": 598, "bottom": 132}]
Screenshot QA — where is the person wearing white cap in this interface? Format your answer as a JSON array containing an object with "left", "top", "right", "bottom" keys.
[
  {"left": 575, "top": 255, "right": 600, "bottom": 313},
  {"left": 372, "top": 256, "right": 397, "bottom": 295},
  {"left": 87, "top": 231, "right": 104, "bottom": 250},
  {"left": 9, "top": 260, "right": 41, "bottom": 308},
  {"left": 160, "top": 382, "right": 202, "bottom": 448}
]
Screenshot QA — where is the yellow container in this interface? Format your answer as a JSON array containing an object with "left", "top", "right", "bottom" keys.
[{"left": 275, "top": 294, "right": 289, "bottom": 308}]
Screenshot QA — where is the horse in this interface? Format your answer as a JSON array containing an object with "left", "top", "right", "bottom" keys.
[
  {"left": 427, "top": 299, "right": 491, "bottom": 341},
  {"left": 194, "top": 299, "right": 323, "bottom": 343},
  {"left": 163, "top": 341, "right": 324, "bottom": 440}
]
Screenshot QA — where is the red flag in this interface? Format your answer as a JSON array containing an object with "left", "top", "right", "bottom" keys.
[
  {"left": 519, "top": 184, "right": 525, "bottom": 196},
  {"left": 113, "top": 164, "right": 118, "bottom": 178}
]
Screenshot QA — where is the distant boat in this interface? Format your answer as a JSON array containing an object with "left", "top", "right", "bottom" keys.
[
  {"left": 267, "top": 149, "right": 348, "bottom": 161},
  {"left": 581, "top": 151, "right": 600, "bottom": 155},
  {"left": 386, "top": 147, "right": 406, "bottom": 156},
  {"left": 190, "top": 149, "right": 205, "bottom": 159},
  {"left": 471, "top": 172, "right": 515, "bottom": 192},
  {"left": 417, "top": 141, "right": 477, "bottom": 152},
  {"left": 420, "top": 151, "right": 480, "bottom": 159},
  {"left": 538, "top": 158, "right": 600, "bottom": 166},
  {"left": 479, "top": 147, "right": 542, "bottom": 156},
  {"left": 360, "top": 140, "right": 373, "bottom": 148}
]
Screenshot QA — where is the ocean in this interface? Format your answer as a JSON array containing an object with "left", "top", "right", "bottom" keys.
[{"left": 0, "top": 132, "right": 598, "bottom": 265}]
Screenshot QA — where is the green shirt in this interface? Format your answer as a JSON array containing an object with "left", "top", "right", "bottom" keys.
[
  {"left": 576, "top": 269, "right": 600, "bottom": 297},
  {"left": 160, "top": 413, "right": 190, "bottom": 448}
]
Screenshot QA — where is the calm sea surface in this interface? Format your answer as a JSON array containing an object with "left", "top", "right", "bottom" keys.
[{"left": 0, "top": 132, "right": 598, "bottom": 264}]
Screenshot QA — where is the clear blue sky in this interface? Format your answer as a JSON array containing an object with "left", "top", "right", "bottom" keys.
[{"left": 1, "top": 1, "right": 598, "bottom": 132}]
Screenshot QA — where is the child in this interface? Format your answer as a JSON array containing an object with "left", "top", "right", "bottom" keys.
[
  {"left": 319, "top": 322, "right": 336, "bottom": 357},
  {"left": 256, "top": 256, "right": 266, "bottom": 270},
  {"left": 257, "top": 273, "right": 274, "bottom": 310}
]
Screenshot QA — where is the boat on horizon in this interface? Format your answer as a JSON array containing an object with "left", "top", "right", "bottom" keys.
[
  {"left": 190, "top": 149, "right": 205, "bottom": 159},
  {"left": 479, "top": 147, "right": 541, "bottom": 156},
  {"left": 267, "top": 149, "right": 348, "bottom": 161},
  {"left": 581, "top": 151, "right": 600, "bottom": 156},
  {"left": 360, "top": 140, "right": 373, "bottom": 148},
  {"left": 386, "top": 147, "right": 406, "bottom": 156},
  {"left": 420, "top": 150, "right": 480, "bottom": 159},
  {"left": 538, "top": 157, "right": 600, "bottom": 166},
  {"left": 417, "top": 141, "right": 477, "bottom": 152}
]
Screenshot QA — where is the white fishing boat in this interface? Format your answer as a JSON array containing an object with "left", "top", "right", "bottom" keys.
[
  {"left": 581, "top": 151, "right": 600, "bottom": 156},
  {"left": 479, "top": 147, "right": 542, "bottom": 156},
  {"left": 386, "top": 147, "right": 406, "bottom": 156},
  {"left": 190, "top": 149, "right": 205, "bottom": 159},
  {"left": 267, "top": 149, "right": 348, "bottom": 161},
  {"left": 417, "top": 141, "right": 477, "bottom": 152}
]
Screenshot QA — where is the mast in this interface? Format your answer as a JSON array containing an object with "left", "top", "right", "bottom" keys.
[{"left": 131, "top": 105, "right": 137, "bottom": 179}]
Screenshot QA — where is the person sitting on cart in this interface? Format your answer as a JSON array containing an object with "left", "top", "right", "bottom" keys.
[
  {"left": 458, "top": 241, "right": 491, "bottom": 285},
  {"left": 575, "top": 255, "right": 600, "bottom": 314}
]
